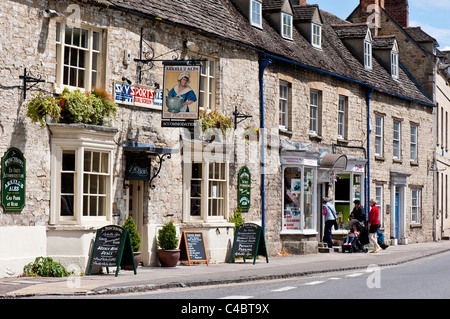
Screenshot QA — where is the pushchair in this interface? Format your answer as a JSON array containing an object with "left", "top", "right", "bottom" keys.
[{"left": 342, "top": 220, "right": 368, "bottom": 253}]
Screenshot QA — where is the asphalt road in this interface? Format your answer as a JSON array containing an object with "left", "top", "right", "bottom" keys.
[{"left": 29, "top": 250, "right": 450, "bottom": 300}]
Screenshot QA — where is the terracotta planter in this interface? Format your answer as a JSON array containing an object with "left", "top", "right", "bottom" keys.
[
  {"left": 121, "top": 252, "right": 141, "bottom": 270},
  {"left": 157, "top": 249, "right": 180, "bottom": 267}
]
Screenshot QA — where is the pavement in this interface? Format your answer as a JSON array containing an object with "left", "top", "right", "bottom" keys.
[{"left": 2, "top": 240, "right": 450, "bottom": 298}]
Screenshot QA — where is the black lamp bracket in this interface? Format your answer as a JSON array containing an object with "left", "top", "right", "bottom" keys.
[
  {"left": 19, "top": 68, "right": 45, "bottom": 99},
  {"left": 232, "top": 106, "right": 253, "bottom": 130}
]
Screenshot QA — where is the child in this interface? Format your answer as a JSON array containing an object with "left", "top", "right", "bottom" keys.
[{"left": 344, "top": 223, "right": 360, "bottom": 245}]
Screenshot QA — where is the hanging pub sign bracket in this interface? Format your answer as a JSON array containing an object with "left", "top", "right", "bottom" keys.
[
  {"left": 19, "top": 68, "right": 45, "bottom": 99},
  {"left": 232, "top": 106, "right": 253, "bottom": 130}
]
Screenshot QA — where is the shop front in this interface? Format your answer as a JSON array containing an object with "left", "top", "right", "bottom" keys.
[
  {"left": 280, "top": 149, "right": 320, "bottom": 254},
  {"left": 280, "top": 145, "right": 361, "bottom": 253}
]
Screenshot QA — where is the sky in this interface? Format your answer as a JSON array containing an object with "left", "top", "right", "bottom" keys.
[{"left": 310, "top": 0, "right": 450, "bottom": 50}]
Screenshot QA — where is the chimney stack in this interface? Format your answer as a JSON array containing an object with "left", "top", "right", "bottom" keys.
[
  {"left": 359, "top": 0, "right": 409, "bottom": 28},
  {"left": 384, "top": 0, "right": 409, "bottom": 27},
  {"left": 291, "top": 0, "right": 308, "bottom": 5}
]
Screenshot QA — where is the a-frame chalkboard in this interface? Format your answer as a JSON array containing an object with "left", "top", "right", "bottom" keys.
[
  {"left": 88, "top": 225, "right": 137, "bottom": 277},
  {"left": 179, "top": 231, "right": 209, "bottom": 266},
  {"left": 229, "top": 223, "right": 268, "bottom": 264}
]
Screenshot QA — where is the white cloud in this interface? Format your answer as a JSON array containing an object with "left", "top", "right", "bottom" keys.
[
  {"left": 409, "top": 20, "right": 450, "bottom": 49},
  {"left": 409, "top": 0, "right": 450, "bottom": 10}
]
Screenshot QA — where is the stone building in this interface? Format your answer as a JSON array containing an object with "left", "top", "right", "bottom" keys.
[
  {"left": 0, "top": 0, "right": 436, "bottom": 277},
  {"left": 436, "top": 50, "right": 450, "bottom": 240}
]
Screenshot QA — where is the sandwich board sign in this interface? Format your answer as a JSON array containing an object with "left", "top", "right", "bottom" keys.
[
  {"left": 229, "top": 223, "right": 268, "bottom": 264},
  {"left": 88, "top": 225, "right": 136, "bottom": 277},
  {"left": 179, "top": 231, "right": 209, "bottom": 266}
]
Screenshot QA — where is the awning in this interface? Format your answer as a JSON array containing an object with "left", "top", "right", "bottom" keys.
[
  {"left": 319, "top": 153, "right": 347, "bottom": 170},
  {"left": 123, "top": 141, "right": 179, "bottom": 154}
]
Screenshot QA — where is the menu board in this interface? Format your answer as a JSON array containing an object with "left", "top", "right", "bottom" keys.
[
  {"left": 179, "top": 231, "right": 208, "bottom": 266},
  {"left": 229, "top": 223, "right": 268, "bottom": 264},
  {"left": 88, "top": 225, "right": 136, "bottom": 276}
]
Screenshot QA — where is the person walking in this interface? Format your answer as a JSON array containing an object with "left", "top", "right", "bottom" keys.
[
  {"left": 368, "top": 199, "right": 382, "bottom": 253},
  {"left": 322, "top": 197, "right": 337, "bottom": 248}
]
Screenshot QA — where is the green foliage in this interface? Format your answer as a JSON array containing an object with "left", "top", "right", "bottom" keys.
[
  {"left": 122, "top": 216, "right": 141, "bottom": 252},
  {"left": 229, "top": 207, "right": 244, "bottom": 233},
  {"left": 199, "top": 109, "right": 233, "bottom": 136},
  {"left": 25, "top": 88, "right": 117, "bottom": 128},
  {"left": 23, "top": 257, "right": 73, "bottom": 277},
  {"left": 26, "top": 92, "right": 61, "bottom": 128},
  {"left": 157, "top": 221, "right": 179, "bottom": 250}
]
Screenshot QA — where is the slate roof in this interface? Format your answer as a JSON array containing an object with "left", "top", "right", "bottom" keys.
[{"left": 90, "top": 0, "right": 433, "bottom": 106}]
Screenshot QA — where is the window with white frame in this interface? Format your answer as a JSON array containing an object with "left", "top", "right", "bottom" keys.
[
  {"left": 393, "top": 119, "right": 401, "bottom": 160},
  {"left": 250, "top": 0, "right": 262, "bottom": 28},
  {"left": 391, "top": 51, "right": 399, "bottom": 79},
  {"left": 338, "top": 95, "right": 347, "bottom": 139},
  {"left": 281, "top": 13, "right": 293, "bottom": 40},
  {"left": 411, "top": 188, "right": 421, "bottom": 224},
  {"left": 193, "top": 56, "right": 216, "bottom": 110},
  {"left": 50, "top": 127, "right": 114, "bottom": 225},
  {"left": 410, "top": 124, "right": 418, "bottom": 163},
  {"left": 56, "top": 22, "right": 103, "bottom": 91},
  {"left": 364, "top": 38, "right": 372, "bottom": 70},
  {"left": 183, "top": 159, "right": 229, "bottom": 222},
  {"left": 375, "top": 184, "right": 383, "bottom": 226},
  {"left": 310, "top": 90, "right": 320, "bottom": 135},
  {"left": 312, "top": 23, "right": 322, "bottom": 48},
  {"left": 279, "top": 81, "right": 289, "bottom": 129},
  {"left": 375, "top": 115, "right": 384, "bottom": 156}
]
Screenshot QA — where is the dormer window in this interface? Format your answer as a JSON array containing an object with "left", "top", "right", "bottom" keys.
[
  {"left": 312, "top": 22, "right": 322, "bottom": 48},
  {"left": 250, "top": 0, "right": 262, "bottom": 29},
  {"left": 391, "top": 40, "right": 399, "bottom": 79},
  {"left": 391, "top": 51, "right": 399, "bottom": 79},
  {"left": 364, "top": 38, "right": 372, "bottom": 70},
  {"left": 281, "top": 13, "right": 293, "bottom": 40}
]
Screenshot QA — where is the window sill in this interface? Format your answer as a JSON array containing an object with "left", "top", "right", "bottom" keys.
[
  {"left": 279, "top": 128, "right": 293, "bottom": 137},
  {"left": 280, "top": 230, "right": 318, "bottom": 235},
  {"left": 375, "top": 155, "right": 385, "bottom": 162},
  {"left": 392, "top": 158, "right": 402, "bottom": 164},
  {"left": 410, "top": 161, "right": 419, "bottom": 167},
  {"left": 309, "top": 134, "right": 322, "bottom": 142},
  {"left": 410, "top": 223, "right": 422, "bottom": 229}
]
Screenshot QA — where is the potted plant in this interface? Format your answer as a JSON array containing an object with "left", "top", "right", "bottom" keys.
[
  {"left": 122, "top": 216, "right": 142, "bottom": 269},
  {"left": 26, "top": 92, "right": 61, "bottom": 128},
  {"left": 26, "top": 88, "right": 117, "bottom": 128},
  {"left": 198, "top": 109, "right": 233, "bottom": 142},
  {"left": 157, "top": 221, "right": 180, "bottom": 267}
]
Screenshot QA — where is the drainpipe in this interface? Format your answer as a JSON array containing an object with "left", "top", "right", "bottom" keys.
[
  {"left": 259, "top": 57, "right": 272, "bottom": 237},
  {"left": 366, "top": 88, "right": 373, "bottom": 220}
]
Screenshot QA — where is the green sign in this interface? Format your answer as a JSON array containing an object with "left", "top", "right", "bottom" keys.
[
  {"left": 1, "top": 148, "right": 26, "bottom": 212},
  {"left": 238, "top": 166, "right": 251, "bottom": 212}
]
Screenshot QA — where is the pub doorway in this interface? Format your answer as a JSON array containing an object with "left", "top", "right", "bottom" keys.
[{"left": 125, "top": 180, "right": 144, "bottom": 239}]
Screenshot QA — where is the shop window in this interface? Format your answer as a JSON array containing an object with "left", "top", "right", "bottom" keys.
[
  {"left": 282, "top": 166, "right": 316, "bottom": 233},
  {"left": 56, "top": 22, "right": 104, "bottom": 91}
]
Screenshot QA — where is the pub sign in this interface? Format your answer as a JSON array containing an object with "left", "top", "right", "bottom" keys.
[
  {"left": 1, "top": 148, "right": 26, "bottom": 212},
  {"left": 238, "top": 166, "right": 251, "bottom": 212}
]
